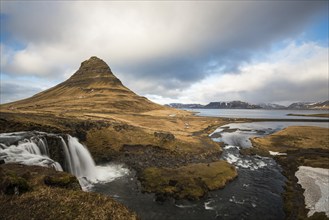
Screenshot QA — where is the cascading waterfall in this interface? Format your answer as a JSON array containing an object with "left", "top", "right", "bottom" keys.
[
  {"left": 0, "top": 137, "right": 63, "bottom": 171},
  {"left": 0, "top": 131, "right": 129, "bottom": 190},
  {"left": 60, "top": 135, "right": 97, "bottom": 181},
  {"left": 59, "top": 137, "right": 74, "bottom": 173},
  {"left": 35, "top": 137, "right": 50, "bottom": 156}
]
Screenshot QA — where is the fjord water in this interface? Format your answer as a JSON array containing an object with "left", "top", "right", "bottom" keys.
[{"left": 191, "top": 109, "right": 328, "bottom": 120}]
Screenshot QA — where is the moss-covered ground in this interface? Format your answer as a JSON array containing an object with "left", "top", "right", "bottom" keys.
[
  {"left": 140, "top": 161, "right": 237, "bottom": 200},
  {"left": 0, "top": 164, "right": 138, "bottom": 220}
]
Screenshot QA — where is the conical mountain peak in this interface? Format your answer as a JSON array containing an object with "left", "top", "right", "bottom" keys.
[
  {"left": 66, "top": 56, "right": 122, "bottom": 86},
  {"left": 79, "top": 56, "right": 112, "bottom": 73},
  {"left": 71, "top": 56, "right": 113, "bottom": 77},
  {"left": 2, "top": 56, "right": 164, "bottom": 113}
]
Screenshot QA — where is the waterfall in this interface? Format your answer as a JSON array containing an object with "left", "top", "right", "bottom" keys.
[
  {"left": 60, "top": 135, "right": 97, "bottom": 181},
  {"left": 0, "top": 131, "right": 129, "bottom": 190},
  {"left": 0, "top": 137, "right": 63, "bottom": 171},
  {"left": 59, "top": 137, "right": 74, "bottom": 174},
  {"left": 35, "top": 137, "right": 50, "bottom": 156},
  {"left": 0, "top": 132, "right": 97, "bottom": 179}
]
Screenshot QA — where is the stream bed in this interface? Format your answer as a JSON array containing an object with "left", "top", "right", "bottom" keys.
[
  {"left": 90, "top": 121, "right": 328, "bottom": 220},
  {"left": 1, "top": 121, "right": 327, "bottom": 219}
]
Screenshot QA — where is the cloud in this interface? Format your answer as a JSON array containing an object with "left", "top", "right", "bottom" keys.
[
  {"left": 147, "top": 42, "right": 328, "bottom": 104},
  {"left": 0, "top": 81, "right": 42, "bottom": 104},
  {"left": 0, "top": 1, "right": 328, "bottom": 104}
]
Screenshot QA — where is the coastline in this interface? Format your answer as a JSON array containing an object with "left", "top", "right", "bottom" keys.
[{"left": 287, "top": 113, "right": 329, "bottom": 118}]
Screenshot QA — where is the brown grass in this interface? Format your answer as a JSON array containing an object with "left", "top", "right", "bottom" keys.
[
  {"left": 251, "top": 126, "right": 329, "bottom": 153},
  {"left": 140, "top": 161, "right": 237, "bottom": 200}
]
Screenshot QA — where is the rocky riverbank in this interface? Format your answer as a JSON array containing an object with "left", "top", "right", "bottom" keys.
[{"left": 247, "top": 126, "right": 329, "bottom": 219}]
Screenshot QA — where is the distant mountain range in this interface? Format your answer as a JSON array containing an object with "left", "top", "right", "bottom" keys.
[
  {"left": 203, "top": 101, "right": 261, "bottom": 109},
  {"left": 166, "top": 100, "right": 329, "bottom": 110},
  {"left": 166, "top": 103, "right": 204, "bottom": 109},
  {"left": 287, "top": 101, "right": 329, "bottom": 110}
]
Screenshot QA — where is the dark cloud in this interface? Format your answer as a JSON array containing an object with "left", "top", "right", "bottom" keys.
[
  {"left": 244, "top": 78, "right": 329, "bottom": 104},
  {"left": 1, "top": 2, "right": 71, "bottom": 44},
  {"left": 0, "top": 82, "right": 42, "bottom": 104},
  {"left": 113, "top": 1, "right": 328, "bottom": 95}
]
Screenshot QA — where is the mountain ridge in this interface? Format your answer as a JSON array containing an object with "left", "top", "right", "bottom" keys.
[
  {"left": 287, "top": 101, "right": 329, "bottom": 110},
  {"left": 167, "top": 100, "right": 329, "bottom": 110},
  {"left": 204, "top": 101, "right": 261, "bottom": 109}
]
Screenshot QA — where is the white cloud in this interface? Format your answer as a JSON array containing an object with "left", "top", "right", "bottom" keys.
[
  {"left": 178, "top": 42, "right": 328, "bottom": 104},
  {"left": 1, "top": 1, "right": 326, "bottom": 76}
]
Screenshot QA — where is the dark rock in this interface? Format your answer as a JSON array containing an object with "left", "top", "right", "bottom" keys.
[
  {"left": 154, "top": 132, "right": 175, "bottom": 142},
  {"left": 169, "top": 179, "right": 178, "bottom": 186},
  {"left": 155, "top": 193, "right": 169, "bottom": 203},
  {"left": 0, "top": 171, "right": 30, "bottom": 195},
  {"left": 209, "top": 132, "right": 221, "bottom": 138},
  {"left": 114, "top": 124, "right": 131, "bottom": 132},
  {"left": 46, "top": 135, "right": 66, "bottom": 169}
]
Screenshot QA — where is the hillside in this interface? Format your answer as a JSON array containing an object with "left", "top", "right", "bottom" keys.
[{"left": 1, "top": 56, "right": 165, "bottom": 115}]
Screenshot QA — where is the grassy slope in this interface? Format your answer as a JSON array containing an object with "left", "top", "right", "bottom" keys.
[{"left": 0, "top": 164, "right": 138, "bottom": 220}]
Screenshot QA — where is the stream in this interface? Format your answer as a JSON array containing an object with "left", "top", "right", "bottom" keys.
[
  {"left": 1, "top": 121, "right": 328, "bottom": 219},
  {"left": 90, "top": 121, "right": 328, "bottom": 220}
]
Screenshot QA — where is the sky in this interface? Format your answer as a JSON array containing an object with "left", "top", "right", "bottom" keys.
[{"left": 0, "top": 1, "right": 328, "bottom": 106}]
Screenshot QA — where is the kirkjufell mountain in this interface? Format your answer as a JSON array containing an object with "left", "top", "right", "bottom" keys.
[{"left": 3, "top": 56, "right": 164, "bottom": 114}]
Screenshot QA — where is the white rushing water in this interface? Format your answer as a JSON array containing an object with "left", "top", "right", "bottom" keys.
[
  {"left": 0, "top": 137, "right": 63, "bottom": 171},
  {"left": 0, "top": 132, "right": 129, "bottom": 190},
  {"left": 269, "top": 151, "right": 287, "bottom": 156},
  {"left": 295, "top": 166, "right": 329, "bottom": 217}
]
